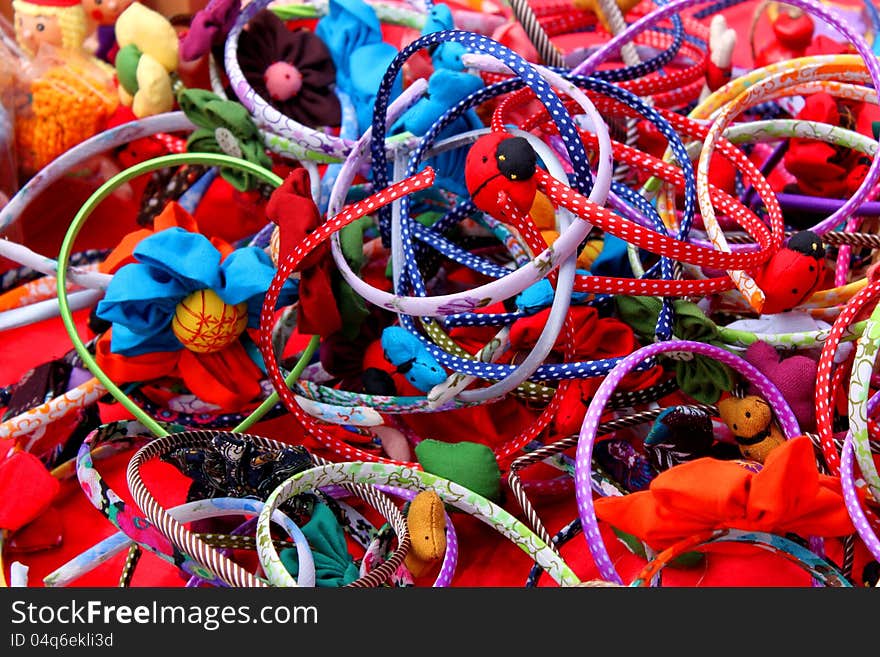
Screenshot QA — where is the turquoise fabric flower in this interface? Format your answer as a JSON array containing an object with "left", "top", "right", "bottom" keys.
[
  {"left": 315, "top": 0, "right": 401, "bottom": 134},
  {"left": 96, "top": 227, "right": 296, "bottom": 356}
]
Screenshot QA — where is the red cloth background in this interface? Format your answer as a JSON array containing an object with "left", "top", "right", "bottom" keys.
[{"left": 1, "top": 0, "right": 871, "bottom": 587}]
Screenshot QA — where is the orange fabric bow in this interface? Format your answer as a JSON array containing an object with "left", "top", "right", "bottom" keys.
[{"left": 594, "top": 436, "right": 857, "bottom": 549}]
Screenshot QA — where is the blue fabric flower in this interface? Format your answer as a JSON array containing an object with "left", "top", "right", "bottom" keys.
[
  {"left": 96, "top": 227, "right": 296, "bottom": 357},
  {"left": 315, "top": 0, "right": 402, "bottom": 134}
]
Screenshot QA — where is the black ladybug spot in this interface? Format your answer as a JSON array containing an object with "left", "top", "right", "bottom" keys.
[
  {"left": 733, "top": 423, "right": 738, "bottom": 430},
  {"left": 495, "top": 137, "right": 537, "bottom": 181},
  {"left": 482, "top": 156, "right": 488, "bottom": 163},
  {"left": 745, "top": 412, "right": 751, "bottom": 419},
  {"left": 792, "top": 288, "right": 798, "bottom": 294}
]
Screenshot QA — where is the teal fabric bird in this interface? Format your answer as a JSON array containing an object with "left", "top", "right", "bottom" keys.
[{"left": 381, "top": 326, "right": 447, "bottom": 392}]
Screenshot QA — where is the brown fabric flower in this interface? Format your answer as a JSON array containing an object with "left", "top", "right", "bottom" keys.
[{"left": 237, "top": 9, "right": 341, "bottom": 128}]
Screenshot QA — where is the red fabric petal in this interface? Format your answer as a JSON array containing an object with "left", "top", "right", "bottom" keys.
[
  {"left": 0, "top": 451, "right": 60, "bottom": 532},
  {"left": 94, "top": 332, "right": 180, "bottom": 383},
  {"left": 177, "top": 341, "right": 263, "bottom": 410}
]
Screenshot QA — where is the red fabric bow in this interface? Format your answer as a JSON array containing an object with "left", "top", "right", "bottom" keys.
[
  {"left": 266, "top": 169, "right": 342, "bottom": 337},
  {"left": 594, "top": 436, "right": 857, "bottom": 550}
]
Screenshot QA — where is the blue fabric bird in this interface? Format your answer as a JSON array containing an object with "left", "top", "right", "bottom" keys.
[{"left": 381, "top": 326, "right": 447, "bottom": 392}]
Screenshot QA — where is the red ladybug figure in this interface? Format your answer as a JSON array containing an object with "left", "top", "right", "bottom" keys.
[
  {"left": 465, "top": 133, "right": 539, "bottom": 218},
  {"left": 754, "top": 231, "right": 826, "bottom": 314}
]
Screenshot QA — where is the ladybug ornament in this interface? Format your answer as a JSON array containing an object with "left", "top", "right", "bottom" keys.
[
  {"left": 465, "top": 133, "right": 539, "bottom": 218},
  {"left": 754, "top": 231, "right": 826, "bottom": 314}
]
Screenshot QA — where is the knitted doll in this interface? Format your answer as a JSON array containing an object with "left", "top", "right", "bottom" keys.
[{"left": 13, "top": 0, "right": 87, "bottom": 58}]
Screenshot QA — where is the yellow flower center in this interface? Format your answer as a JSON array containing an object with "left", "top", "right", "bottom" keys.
[{"left": 171, "top": 289, "right": 248, "bottom": 353}]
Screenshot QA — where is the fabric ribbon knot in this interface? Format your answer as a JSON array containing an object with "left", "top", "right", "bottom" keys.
[
  {"left": 178, "top": 88, "right": 273, "bottom": 192},
  {"left": 616, "top": 296, "right": 734, "bottom": 404},
  {"left": 594, "top": 436, "right": 857, "bottom": 550},
  {"left": 280, "top": 502, "right": 359, "bottom": 587},
  {"left": 266, "top": 168, "right": 343, "bottom": 337}
]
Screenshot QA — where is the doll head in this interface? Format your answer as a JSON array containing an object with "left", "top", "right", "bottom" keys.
[
  {"left": 13, "top": 0, "right": 86, "bottom": 57},
  {"left": 80, "top": 0, "right": 133, "bottom": 26}
]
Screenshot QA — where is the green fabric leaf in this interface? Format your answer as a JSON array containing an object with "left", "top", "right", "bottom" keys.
[
  {"left": 615, "top": 296, "right": 734, "bottom": 404},
  {"left": 673, "top": 355, "right": 734, "bottom": 404},
  {"left": 224, "top": 138, "right": 273, "bottom": 192},
  {"left": 336, "top": 279, "right": 369, "bottom": 340},
  {"left": 613, "top": 526, "right": 647, "bottom": 558},
  {"left": 177, "top": 88, "right": 220, "bottom": 130},
  {"left": 185, "top": 128, "right": 222, "bottom": 155},
  {"left": 615, "top": 295, "right": 663, "bottom": 341},
  {"left": 280, "top": 502, "right": 359, "bottom": 587},
  {"left": 673, "top": 299, "right": 720, "bottom": 343},
  {"left": 180, "top": 89, "right": 271, "bottom": 192},
  {"left": 115, "top": 44, "right": 142, "bottom": 96},
  {"left": 339, "top": 216, "right": 373, "bottom": 271},
  {"left": 203, "top": 99, "right": 260, "bottom": 142}
]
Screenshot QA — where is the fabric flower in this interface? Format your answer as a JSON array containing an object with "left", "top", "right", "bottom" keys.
[
  {"left": 280, "top": 502, "right": 358, "bottom": 587},
  {"left": 315, "top": 0, "right": 400, "bottom": 133},
  {"left": 114, "top": 3, "right": 179, "bottom": 117},
  {"left": 179, "top": 0, "right": 240, "bottom": 62},
  {"left": 616, "top": 296, "right": 734, "bottom": 404},
  {"left": 94, "top": 202, "right": 295, "bottom": 410},
  {"left": 237, "top": 9, "right": 340, "bottom": 129},
  {"left": 178, "top": 88, "right": 272, "bottom": 192},
  {"left": 594, "top": 436, "right": 857, "bottom": 550},
  {"left": 783, "top": 93, "right": 877, "bottom": 199}
]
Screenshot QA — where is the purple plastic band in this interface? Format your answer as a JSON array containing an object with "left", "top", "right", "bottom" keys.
[
  {"left": 574, "top": 339, "right": 800, "bottom": 584},
  {"left": 841, "top": 391, "right": 880, "bottom": 562},
  {"left": 374, "top": 485, "right": 458, "bottom": 588}
]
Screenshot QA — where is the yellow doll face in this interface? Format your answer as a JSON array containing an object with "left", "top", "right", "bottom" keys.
[
  {"left": 81, "top": 0, "right": 134, "bottom": 25},
  {"left": 16, "top": 12, "right": 63, "bottom": 55}
]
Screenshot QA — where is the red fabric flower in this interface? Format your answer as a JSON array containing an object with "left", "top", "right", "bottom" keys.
[
  {"left": 784, "top": 93, "right": 875, "bottom": 198},
  {"left": 94, "top": 202, "right": 268, "bottom": 410}
]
